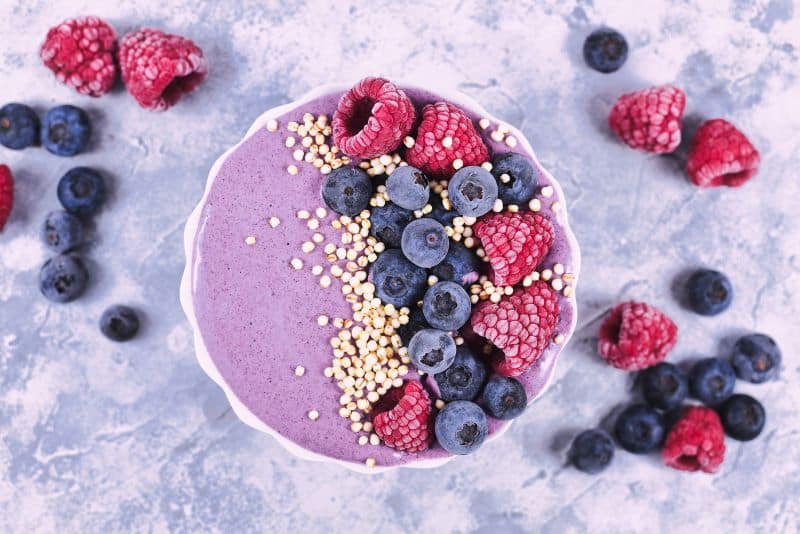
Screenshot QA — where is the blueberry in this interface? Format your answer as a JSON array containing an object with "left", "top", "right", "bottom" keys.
[
  {"left": 397, "top": 306, "right": 429, "bottom": 346},
  {"left": 428, "top": 195, "right": 458, "bottom": 228},
  {"left": 422, "top": 281, "right": 471, "bottom": 331},
  {"left": 408, "top": 328, "right": 456, "bottom": 374},
  {"left": 41, "top": 105, "right": 91, "bottom": 156},
  {"left": 491, "top": 153, "right": 537, "bottom": 205},
  {"left": 57, "top": 167, "right": 106, "bottom": 216},
  {"left": 430, "top": 243, "right": 481, "bottom": 287},
  {"left": 41, "top": 210, "right": 84, "bottom": 253},
  {"left": 369, "top": 202, "right": 413, "bottom": 248},
  {"left": 434, "top": 346, "right": 487, "bottom": 402},
  {"left": 386, "top": 165, "right": 430, "bottom": 210},
  {"left": 569, "top": 429, "right": 615, "bottom": 474},
  {"left": 0, "top": 103, "right": 40, "bottom": 150},
  {"left": 401, "top": 218, "right": 449, "bottom": 268},
  {"left": 434, "top": 400, "right": 488, "bottom": 455},
  {"left": 483, "top": 375, "right": 527, "bottom": 420},
  {"left": 614, "top": 404, "right": 665, "bottom": 453},
  {"left": 687, "top": 269, "right": 733, "bottom": 316},
  {"left": 719, "top": 394, "right": 766, "bottom": 441},
  {"left": 689, "top": 357, "right": 736, "bottom": 406},
  {"left": 731, "top": 333, "right": 781, "bottom": 383},
  {"left": 100, "top": 305, "right": 141, "bottom": 342},
  {"left": 370, "top": 249, "right": 427, "bottom": 307},
  {"left": 583, "top": 28, "right": 629, "bottom": 73},
  {"left": 640, "top": 362, "right": 688, "bottom": 411},
  {"left": 321, "top": 166, "right": 373, "bottom": 216},
  {"left": 448, "top": 166, "right": 498, "bottom": 217},
  {"left": 39, "top": 254, "right": 89, "bottom": 303}
]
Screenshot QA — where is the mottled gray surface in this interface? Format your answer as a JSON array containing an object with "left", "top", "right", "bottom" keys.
[{"left": 1, "top": 1, "right": 798, "bottom": 532}]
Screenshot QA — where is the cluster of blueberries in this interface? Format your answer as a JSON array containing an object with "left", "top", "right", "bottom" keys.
[{"left": 0, "top": 103, "right": 91, "bottom": 156}]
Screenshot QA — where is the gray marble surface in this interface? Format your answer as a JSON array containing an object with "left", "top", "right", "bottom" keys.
[{"left": 1, "top": 1, "right": 798, "bottom": 532}]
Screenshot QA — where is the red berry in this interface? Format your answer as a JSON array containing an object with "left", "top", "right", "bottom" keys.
[
  {"left": 373, "top": 380, "right": 432, "bottom": 453},
  {"left": 0, "top": 165, "right": 14, "bottom": 232},
  {"left": 471, "top": 281, "right": 559, "bottom": 377},
  {"left": 608, "top": 85, "right": 686, "bottom": 154},
  {"left": 40, "top": 16, "right": 118, "bottom": 97},
  {"left": 598, "top": 301, "right": 678, "bottom": 371},
  {"left": 119, "top": 28, "right": 207, "bottom": 111},
  {"left": 686, "top": 119, "right": 760, "bottom": 188},
  {"left": 663, "top": 406, "right": 725, "bottom": 473},
  {"left": 406, "top": 102, "right": 489, "bottom": 179},
  {"left": 474, "top": 211, "right": 554, "bottom": 287},
  {"left": 332, "top": 77, "right": 416, "bottom": 159}
]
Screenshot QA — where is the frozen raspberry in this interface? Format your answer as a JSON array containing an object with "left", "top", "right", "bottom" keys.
[
  {"left": 608, "top": 85, "right": 686, "bottom": 154},
  {"left": 474, "top": 211, "right": 554, "bottom": 287},
  {"left": 471, "top": 281, "right": 559, "bottom": 377},
  {"left": 119, "top": 28, "right": 207, "bottom": 111},
  {"left": 686, "top": 119, "right": 760, "bottom": 188},
  {"left": 407, "top": 102, "right": 489, "bottom": 179},
  {"left": 332, "top": 77, "right": 415, "bottom": 159},
  {"left": 598, "top": 301, "right": 678, "bottom": 371},
  {"left": 40, "top": 16, "right": 118, "bottom": 97},
  {"left": 373, "top": 380, "right": 432, "bottom": 453},
  {"left": 662, "top": 406, "right": 725, "bottom": 473},
  {"left": 0, "top": 165, "right": 14, "bottom": 232}
]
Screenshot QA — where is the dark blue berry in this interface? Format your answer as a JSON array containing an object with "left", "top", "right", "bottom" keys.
[
  {"left": 614, "top": 404, "right": 665, "bottom": 453},
  {"left": 731, "top": 333, "right": 781, "bottom": 383},
  {"left": 583, "top": 28, "right": 629, "bottom": 73},
  {"left": 42, "top": 105, "right": 91, "bottom": 156},
  {"left": 689, "top": 358, "right": 736, "bottom": 407},
  {"left": 430, "top": 243, "right": 481, "bottom": 287},
  {"left": 100, "top": 305, "right": 141, "bottom": 342},
  {"left": 434, "top": 400, "right": 488, "bottom": 455},
  {"left": 401, "top": 218, "right": 449, "bottom": 268},
  {"left": 422, "top": 281, "right": 471, "bottom": 331},
  {"left": 370, "top": 249, "right": 426, "bottom": 307},
  {"left": 687, "top": 269, "right": 733, "bottom": 316},
  {"left": 321, "top": 166, "right": 372, "bottom": 216},
  {"left": 483, "top": 375, "right": 527, "bottom": 420},
  {"left": 0, "top": 103, "right": 40, "bottom": 150},
  {"left": 386, "top": 165, "right": 429, "bottom": 210},
  {"left": 434, "top": 346, "right": 487, "bottom": 402},
  {"left": 369, "top": 202, "right": 413, "bottom": 248},
  {"left": 491, "top": 153, "right": 537, "bottom": 205},
  {"left": 408, "top": 328, "right": 456, "bottom": 374},
  {"left": 719, "top": 394, "right": 765, "bottom": 441},
  {"left": 640, "top": 362, "right": 688, "bottom": 411},
  {"left": 569, "top": 429, "right": 615, "bottom": 474},
  {"left": 41, "top": 210, "right": 84, "bottom": 253},
  {"left": 448, "top": 166, "right": 498, "bottom": 217},
  {"left": 397, "top": 306, "right": 429, "bottom": 346},
  {"left": 58, "top": 167, "right": 106, "bottom": 216},
  {"left": 39, "top": 254, "right": 89, "bottom": 303},
  {"left": 428, "top": 195, "right": 458, "bottom": 228}
]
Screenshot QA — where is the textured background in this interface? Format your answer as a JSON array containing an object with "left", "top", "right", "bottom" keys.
[{"left": 1, "top": 1, "right": 799, "bottom": 532}]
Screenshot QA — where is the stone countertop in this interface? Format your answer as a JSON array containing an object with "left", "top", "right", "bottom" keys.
[{"left": 1, "top": 1, "right": 798, "bottom": 532}]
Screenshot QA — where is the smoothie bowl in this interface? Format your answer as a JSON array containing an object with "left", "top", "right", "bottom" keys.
[{"left": 180, "top": 77, "right": 580, "bottom": 472}]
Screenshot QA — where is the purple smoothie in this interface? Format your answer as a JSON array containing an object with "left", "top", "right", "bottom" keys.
[{"left": 187, "top": 85, "right": 579, "bottom": 468}]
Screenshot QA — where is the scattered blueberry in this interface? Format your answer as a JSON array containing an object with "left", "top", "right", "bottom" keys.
[
  {"left": 39, "top": 254, "right": 89, "bottom": 303},
  {"left": 422, "top": 281, "right": 471, "bottom": 331},
  {"left": 100, "top": 305, "right": 141, "bottom": 342},
  {"left": 428, "top": 195, "right": 458, "bottom": 228},
  {"left": 719, "top": 394, "right": 766, "bottom": 441},
  {"left": 640, "top": 362, "right": 688, "bottom": 411},
  {"left": 614, "top": 404, "right": 665, "bottom": 453},
  {"left": 397, "top": 305, "right": 429, "bottom": 346},
  {"left": 401, "top": 218, "right": 449, "bottom": 268},
  {"left": 569, "top": 429, "right": 615, "bottom": 474},
  {"left": 41, "top": 105, "right": 91, "bottom": 157},
  {"left": 321, "top": 166, "right": 373, "bottom": 216},
  {"left": 583, "top": 28, "right": 629, "bottom": 74},
  {"left": 434, "top": 345, "right": 487, "bottom": 402},
  {"left": 483, "top": 375, "right": 527, "bottom": 420},
  {"left": 57, "top": 167, "right": 106, "bottom": 216},
  {"left": 689, "top": 357, "right": 736, "bottom": 406},
  {"left": 41, "top": 210, "right": 84, "bottom": 253},
  {"left": 408, "top": 328, "right": 456, "bottom": 374},
  {"left": 731, "top": 333, "right": 781, "bottom": 383},
  {"left": 371, "top": 249, "right": 427, "bottom": 307},
  {"left": 386, "top": 165, "right": 430, "bottom": 210},
  {"left": 448, "top": 166, "right": 498, "bottom": 217},
  {"left": 430, "top": 243, "right": 481, "bottom": 287},
  {"left": 434, "top": 400, "right": 488, "bottom": 455},
  {"left": 369, "top": 202, "right": 413, "bottom": 248},
  {"left": 491, "top": 153, "right": 537, "bottom": 205},
  {"left": 0, "top": 103, "right": 40, "bottom": 150},
  {"left": 687, "top": 269, "right": 733, "bottom": 316}
]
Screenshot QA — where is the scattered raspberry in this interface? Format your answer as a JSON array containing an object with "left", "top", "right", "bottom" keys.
[
  {"left": 332, "top": 77, "right": 415, "bottom": 159},
  {"left": 608, "top": 85, "right": 686, "bottom": 154},
  {"left": 474, "top": 211, "right": 554, "bottom": 287},
  {"left": 119, "top": 28, "right": 207, "bottom": 111},
  {"left": 40, "top": 16, "right": 118, "bottom": 97},
  {"left": 471, "top": 281, "right": 559, "bottom": 377},
  {"left": 0, "top": 165, "right": 14, "bottom": 232},
  {"left": 686, "top": 119, "right": 760, "bottom": 188},
  {"left": 663, "top": 406, "right": 725, "bottom": 473},
  {"left": 598, "top": 301, "right": 678, "bottom": 371},
  {"left": 406, "top": 102, "right": 489, "bottom": 179},
  {"left": 373, "top": 380, "right": 432, "bottom": 453}
]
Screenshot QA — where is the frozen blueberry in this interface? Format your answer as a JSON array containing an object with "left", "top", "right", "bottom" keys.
[
  {"left": 401, "top": 218, "right": 449, "bottom": 268},
  {"left": 640, "top": 362, "right": 688, "bottom": 411},
  {"left": 583, "top": 28, "right": 628, "bottom": 73},
  {"left": 731, "top": 333, "right": 781, "bottom": 383},
  {"left": 614, "top": 404, "right": 665, "bottom": 453},
  {"left": 687, "top": 269, "right": 733, "bottom": 316},
  {"left": 448, "top": 166, "right": 498, "bottom": 217},
  {"left": 428, "top": 195, "right": 458, "bottom": 228},
  {"left": 408, "top": 328, "right": 456, "bottom": 374},
  {"left": 386, "top": 165, "right": 429, "bottom": 210},
  {"left": 435, "top": 400, "right": 488, "bottom": 455},
  {"left": 422, "top": 281, "right": 471, "bottom": 331},
  {"left": 41, "top": 105, "right": 91, "bottom": 156},
  {"left": 491, "top": 153, "right": 537, "bottom": 205},
  {"left": 569, "top": 429, "right": 615, "bottom": 474},
  {"left": 434, "top": 346, "right": 487, "bottom": 402},
  {"left": 0, "top": 103, "right": 40, "bottom": 150},
  {"left": 689, "top": 357, "right": 736, "bottom": 407},
  {"left": 430, "top": 243, "right": 481, "bottom": 287},
  {"left": 483, "top": 375, "right": 527, "bottom": 420},
  {"left": 369, "top": 202, "right": 413, "bottom": 248},
  {"left": 719, "top": 394, "right": 766, "bottom": 441},
  {"left": 41, "top": 210, "right": 84, "bottom": 253},
  {"left": 100, "top": 305, "right": 141, "bottom": 342},
  {"left": 39, "top": 254, "right": 89, "bottom": 303},
  {"left": 397, "top": 306, "right": 429, "bottom": 346},
  {"left": 57, "top": 167, "right": 106, "bottom": 217},
  {"left": 321, "top": 166, "right": 372, "bottom": 216},
  {"left": 370, "top": 249, "right": 426, "bottom": 308}
]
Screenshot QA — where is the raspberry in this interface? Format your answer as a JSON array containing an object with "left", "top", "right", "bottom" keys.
[
  {"left": 332, "top": 77, "right": 415, "bottom": 159},
  {"left": 598, "top": 301, "right": 678, "bottom": 371},
  {"left": 686, "top": 119, "right": 760, "bottom": 188},
  {"left": 40, "top": 16, "right": 118, "bottom": 97},
  {"left": 608, "top": 85, "right": 686, "bottom": 154},
  {"left": 373, "top": 380, "right": 432, "bottom": 453},
  {"left": 119, "top": 28, "right": 207, "bottom": 111},
  {"left": 0, "top": 165, "right": 14, "bottom": 232},
  {"left": 471, "top": 281, "right": 559, "bottom": 377},
  {"left": 662, "top": 406, "right": 725, "bottom": 473},
  {"left": 473, "top": 211, "right": 554, "bottom": 287},
  {"left": 406, "top": 102, "right": 489, "bottom": 179}
]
